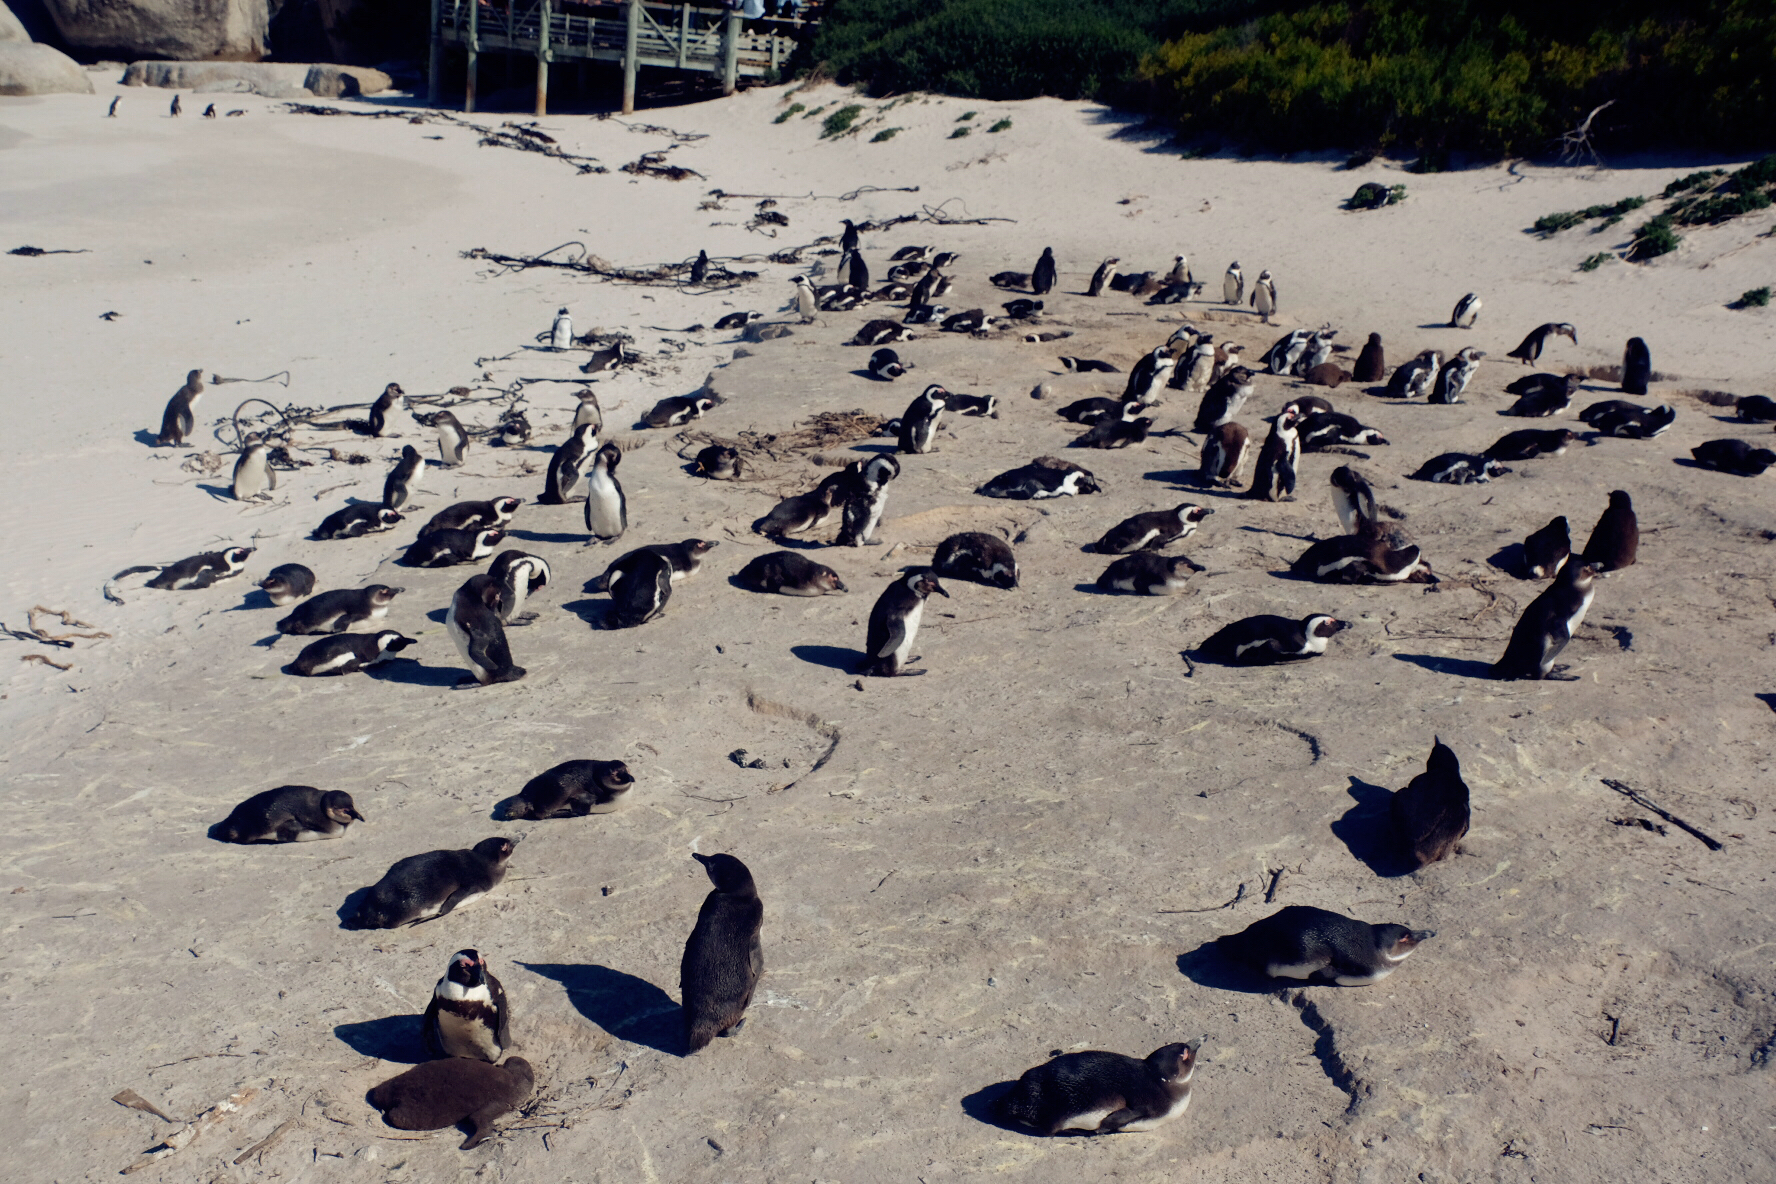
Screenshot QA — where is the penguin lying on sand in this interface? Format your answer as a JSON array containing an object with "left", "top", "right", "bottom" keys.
[
  {"left": 997, "top": 1043, "right": 1197, "bottom": 1135},
  {"left": 353, "top": 837, "right": 515, "bottom": 928},
  {"left": 1218, "top": 905, "right": 1433, "bottom": 985},
  {"left": 215, "top": 786, "right": 364, "bottom": 843}
]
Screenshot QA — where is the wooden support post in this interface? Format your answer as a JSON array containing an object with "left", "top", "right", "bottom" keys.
[
  {"left": 535, "top": 0, "right": 550, "bottom": 115},
  {"left": 676, "top": 3, "right": 689, "bottom": 69},
  {"left": 465, "top": 0, "right": 479, "bottom": 112},
  {"left": 622, "top": 0, "right": 639, "bottom": 114},
  {"left": 427, "top": 0, "right": 443, "bottom": 106},
  {"left": 722, "top": 7, "right": 740, "bottom": 95}
]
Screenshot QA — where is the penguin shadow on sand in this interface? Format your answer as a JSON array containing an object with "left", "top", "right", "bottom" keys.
[
  {"left": 517, "top": 962, "right": 684, "bottom": 1056},
  {"left": 335, "top": 885, "right": 374, "bottom": 929},
  {"left": 959, "top": 1080, "right": 1025, "bottom": 1133},
  {"left": 506, "top": 526, "right": 587, "bottom": 546},
  {"left": 1486, "top": 542, "right": 1530, "bottom": 578},
  {"left": 1175, "top": 938, "right": 1279, "bottom": 994},
  {"left": 333, "top": 1013, "right": 429, "bottom": 1064},
  {"left": 1330, "top": 776, "right": 1419, "bottom": 877},
  {"left": 791, "top": 643, "right": 864, "bottom": 673},
  {"left": 226, "top": 587, "right": 276, "bottom": 613},
  {"left": 560, "top": 597, "right": 615, "bottom": 630},
  {"left": 1755, "top": 693, "right": 1776, "bottom": 716},
  {"left": 361, "top": 655, "right": 466, "bottom": 689},
  {"left": 1393, "top": 652, "right": 1496, "bottom": 679},
  {"left": 1142, "top": 466, "right": 1251, "bottom": 500}
]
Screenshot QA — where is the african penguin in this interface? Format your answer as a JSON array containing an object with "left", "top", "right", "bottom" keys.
[
  {"left": 997, "top": 1044, "right": 1197, "bottom": 1136},
  {"left": 836, "top": 455, "right": 900, "bottom": 547},
  {"left": 507, "top": 759, "right": 635, "bottom": 819},
  {"left": 1491, "top": 556, "right": 1600, "bottom": 680},
  {"left": 351, "top": 837, "right": 515, "bottom": 928},
  {"left": 1199, "top": 421, "right": 1250, "bottom": 488},
  {"left": 155, "top": 369, "right": 205, "bottom": 447},
  {"left": 898, "top": 384, "right": 949, "bottom": 454},
  {"left": 593, "top": 539, "right": 719, "bottom": 592},
  {"left": 734, "top": 552, "right": 848, "bottom": 596},
  {"left": 368, "top": 1058, "right": 533, "bottom": 1151},
  {"left": 1506, "top": 322, "right": 1577, "bottom": 366},
  {"left": 1329, "top": 465, "right": 1378, "bottom": 534},
  {"left": 488, "top": 549, "right": 552, "bottom": 624},
  {"left": 384, "top": 445, "right": 423, "bottom": 511},
  {"left": 932, "top": 532, "right": 1018, "bottom": 590},
  {"left": 644, "top": 395, "right": 716, "bottom": 429},
  {"left": 551, "top": 307, "right": 573, "bottom": 350},
  {"left": 1246, "top": 407, "right": 1302, "bottom": 502},
  {"left": 429, "top": 410, "right": 470, "bottom": 467},
  {"left": 1429, "top": 347, "right": 1483, "bottom": 403},
  {"left": 259, "top": 563, "right": 315, "bottom": 606},
  {"left": 423, "top": 949, "right": 512, "bottom": 1063},
  {"left": 584, "top": 442, "right": 628, "bottom": 543},
  {"left": 1484, "top": 428, "right": 1579, "bottom": 461},
  {"left": 1411, "top": 452, "right": 1509, "bottom": 484},
  {"left": 1222, "top": 261, "right": 1243, "bottom": 306},
  {"left": 862, "top": 568, "right": 948, "bottom": 676},
  {"left": 680, "top": 852, "right": 765, "bottom": 1054},
  {"left": 447, "top": 574, "right": 526, "bottom": 685},
  {"left": 1391, "top": 738, "right": 1470, "bottom": 869},
  {"left": 1096, "top": 552, "right": 1203, "bottom": 595},
  {"left": 541, "top": 423, "right": 598, "bottom": 503},
  {"left": 1621, "top": 337, "right": 1652, "bottom": 395},
  {"left": 143, "top": 547, "right": 254, "bottom": 591},
  {"left": 1030, "top": 248, "right": 1057, "bottom": 295},
  {"left": 291, "top": 630, "right": 417, "bottom": 675},
  {"left": 1193, "top": 367, "right": 1256, "bottom": 434},
  {"left": 421, "top": 498, "right": 521, "bottom": 537},
  {"left": 1521, "top": 515, "right": 1570, "bottom": 579},
  {"left": 754, "top": 471, "right": 846, "bottom": 537},
  {"left": 573, "top": 390, "right": 604, "bottom": 435},
  {"left": 232, "top": 437, "right": 277, "bottom": 500},
  {"left": 605, "top": 549, "right": 673, "bottom": 629},
  {"left": 977, "top": 457, "right": 1102, "bottom": 500},
  {"left": 214, "top": 786, "right": 364, "bottom": 843},
  {"left": 1198, "top": 613, "right": 1347, "bottom": 665},
  {"left": 1071, "top": 416, "right": 1152, "bottom": 449},
  {"left": 1093, "top": 505, "right": 1213, "bottom": 555},
  {"left": 403, "top": 527, "right": 505, "bottom": 568},
  {"left": 1385, "top": 350, "right": 1441, "bottom": 400},
  {"left": 1578, "top": 400, "right": 1676, "bottom": 438},
  {"left": 1087, "top": 257, "right": 1120, "bottom": 297},
  {"left": 315, "top": 504, "right": 402, "bottom": 541},
  {"left": 276, "top": 585, "right": 402, "bottom": 635},
  {"left": 1691, "top": 438, "right": 1776, "bottom": 476},
  {"left": 1580, "top": 489, "right": 1638, "bottom": 571},
  {"left": 1352, "top": 332, "right": 1386, "bottom": 382},
  {"left": 1218, "top": 905, "right": 1433, "bottom": 985},
  {"left": 1449, "top": 292, "right": 1482, "bottom": 329}
]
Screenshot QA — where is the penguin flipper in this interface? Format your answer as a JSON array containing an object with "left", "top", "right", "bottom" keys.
[
  {"left": 1095, "top": 1105, "right": 1141, "bottom": 1134},
  {"left": 488, "top": 973, "right": 514, "bottom": 1050},
  {"left": 421, "top": 998, "right": 445, "bottom": 1057},
  {"left": 458, "top": 1102, "right": 512, "bottom": 1150}
]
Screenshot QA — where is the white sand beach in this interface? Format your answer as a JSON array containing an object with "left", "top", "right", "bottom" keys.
[{"left": 2, "top": 77, "right": 1773, "bottom": 1182}]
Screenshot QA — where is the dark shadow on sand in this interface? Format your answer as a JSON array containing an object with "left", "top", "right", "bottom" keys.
[
  {"left": 1176, "top": 939, "right": 1279, "bottom": 994},
  {"left": 362, "top": 658, "right": 466, "bottom": 688},
  {"left": 960, "top": 1081, "right": 1024, "bottom": 1133},
  {"left": 792, "top": 644, "right": 861, "bottom": 673},
  {"left": 337, "top": 885, "right": 373, "bottom": 929},
  {"left": 334, "top": 1014, "right": 428, "bottom": 1064},
  {"left": 505, "top": 528, "right": 587, "bottom": 545},
  {"left": 1394, "top": 653, "right": 1497, "bottom": 679},
  {"left": 1486, "top": 543, "right": 1528, "bottom": 577},
  {"left": 560, "top": 597, "right": 610, "bottom": 628},
  {"left": 518, "top": 962, "right": 683, "bottom": 1056},
  {"left": 228, "top": 588, "right": 276, "bottom": 612},
  {"left": 1331, "top": 776, "right": 1415, "bottom": 877}
]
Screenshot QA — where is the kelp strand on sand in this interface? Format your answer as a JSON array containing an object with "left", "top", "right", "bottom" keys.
[{"left": 283, "top": 104, "right": 610, "bottom": 174}]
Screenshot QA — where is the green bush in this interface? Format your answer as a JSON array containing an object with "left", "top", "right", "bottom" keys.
[
  {"left": 949, "top": 125, "right": 972, "bottom": 139},
  {"left": 1345, "top": 182, "right": 1406, "bottom": 209},
  {"left": 773, "top": 102, "right": 806, "bottom": 124},
  {"left": 956, "top": 110, "right": 977, "bottom": 121},
  {"left": 821, "top": 103, "right": 866, "bottom": 137},
  {"left": 1578, "top": 252, "right": 1612, "bottom": 271},
  {"left": 1738, "top": 285, "right": 1772, "bottom": 308},
  {"left": 988, "top": 118, "right": 1013, "bottom": 132},
  {"left": 1533, "top": 195, "right": 1648, "bottom": 236},
  {"left": 1627, "top": 213, "right": 1680, "bottom": 261},
  {"left": 870, "top": 126, "right": 904, "bottom": 142},
  {"left": 1661, "top": 169, "right": 1724, "bottom": 198}
]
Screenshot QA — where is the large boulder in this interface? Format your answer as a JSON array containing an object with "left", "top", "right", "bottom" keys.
[
  {"left": 0, "top": 41, "right": 93, "bottom": 92},
  {"left": 123, "top": 59, "right": 307, "bottom": 96},
  {"left": 41, "top": 0, "right": 269, "bottom": 62},
  {"left": 0, "top": 2, "right": 29, "bottom": 42},
  {"left": 120, "top": 58, "right": 388, "bottom": 97}
]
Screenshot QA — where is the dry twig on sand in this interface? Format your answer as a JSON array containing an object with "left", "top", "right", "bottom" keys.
[{"left": 1601, "top": 779, "right": 1724, "bottom": 851}]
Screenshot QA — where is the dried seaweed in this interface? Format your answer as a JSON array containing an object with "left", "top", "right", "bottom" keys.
[
  {"left": 620, "top": 147, "right": 704, "bottom": 181},
  {"left": 463, "top": 241, "right": 758, "bottom": 289},
  {"left": 282, "top": 104, "right": 608, "bottom": 174}
]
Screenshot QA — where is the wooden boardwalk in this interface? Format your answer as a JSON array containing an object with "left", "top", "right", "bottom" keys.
[{"left": 428, "top": 0, "right": 808, "bottom": 114}]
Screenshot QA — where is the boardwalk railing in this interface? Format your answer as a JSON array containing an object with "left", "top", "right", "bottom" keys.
[{"left": 429, "top": 0, "right": 807, "bottom": 114}]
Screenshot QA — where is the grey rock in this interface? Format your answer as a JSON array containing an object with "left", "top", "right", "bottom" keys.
[
  {"left": 43, "top": 0, "right": 270, "bottom": 61},
  {"left": 302, "top": 63, "right": 390, "bottom": 98},
  {"left": 124, "top": 59, "right": 307, "bottom": 94},
  {"left": 0, "top": 42, "right": 94, "bottom": 94},
  {"left": 0, "top": 1, "right": 28, "bottom": 42}
]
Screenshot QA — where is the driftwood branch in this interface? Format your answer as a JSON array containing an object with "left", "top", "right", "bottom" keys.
[
  {"left": 283, "top": 104, "right": 609, "bottom": 173},
  {"left": 1555, "top": 100, "right": 1615, "bottom": 167},
  {"left": 1601, "top": 778, "right": 1723, "bottom": 851}
]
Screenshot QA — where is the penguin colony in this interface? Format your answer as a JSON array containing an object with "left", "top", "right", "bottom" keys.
[{"left": 124, "top": 220, "right": 1761, "bottom": 1154}]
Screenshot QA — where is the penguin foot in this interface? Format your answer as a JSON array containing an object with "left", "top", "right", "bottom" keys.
[
  {"left": 455, "top": 676, "right": 483, "bottom": 688},
  {"left": 1544, "top": 667, "right": 1581, "bottom": 681},
  {"left": 718, "top": 1019, "right": 746, "bottom": 1037},
  {"left": 509, "top": 613, "right": 540, "bottom": 626}
]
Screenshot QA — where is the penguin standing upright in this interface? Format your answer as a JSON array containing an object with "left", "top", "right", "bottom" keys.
[
  {"left": 839, "top": 219, "right": 859, "bottom": 256},
  {"left": 583, "top": 442, "right": 627, "bottom": 543},
  {"left": 791, "top": 276, "right": 818, "bottom": 323},
  {"left": 846, "top": 249, "right": 870, "bottom": 291},
  {"left": 1621, "top": 337, "right": 1652, "bottom": 395},
  {"left": 691, "top": 250, "right": 710, "bottom": 284},
  {"left": 573, "top": 389, "right": 604, "bottom": 432},
  {"left": 170, "top": 93, "right": 182, "bottom": 117},
  {"left": 1329, "top": 465, "right": 1378, "bottom": 533},
  {"left": 231, "top": 436, "right": 277, "bottom": 500},
  {"left": 383, "top": 445, "right": 423, "bottom": 511},
  {"left": 446, "top": 574, "right": 526, "bottom": 685},
  {"left": 1430, "top": 347, "right": 1483, "bottom": 403},
  {"left": 897, "top": 384, "right": 949, "bottom": 455},
  {"left": 1031, "top": 248, "right": 1057, "bottom": 295},
  {"left": 1193, "top": 366, "right": 1256, "bottom": 433},
  {"left": 680, "top": 852, "right": 764, "bottom": 1054},
  {"left": 203, "top": 103, "right": 216, "bottom": 118},
  {"left": 1176, "top": 337, "right": 1217, "bottom": 396},
  {"left": 551, "top": 308, "right": 573, "bottom": 350},
  {"left": 423, "top": 949, "right": 512, "bottom": 1062},
  {"left": 1352, "top": 333, "right": 1386, "bottom": 382},
  {"left": 1123, "top": 345, "right": 1175, "bottom": 406},
  {"left": 1218, "top": 905, "right": 1433, "bottom": 985},
  {"left": 541, "top": 423, "right": 598, "bottom": 504},
  {"left": 1449, "top": 292, "right": 1482, "bottom": 329},
  {"left": 106, "top": 96, "right": 119, "bottom": 117},
  {"left": 862, "top": 569, "right": 948, "bottom": 676},
  {"left": 1391, "top": 738, "right": 1470, "bottom": 868},
  {"left": 1580, "top": 489, "right": 1637, "bottom": 572},
  {"left": 1222, "top": 261, "right": 1243, "bottom": 306},
  {"left": 997, "top": 1044, "right": 1197, "bottom": 1135},
  {"left": 1250, "top": 270, "right": 1276, "bottom": 323},
  {"left": 367, "top": 382, "right": 403, "bottom": 436},
  {"left": 156, "top": 369, "right": 205, "bottom": 446},
  {"left": 1087, "top": 257, "right": 1120, "bottom": 297},
  {"left": 488, "top": 549, "right": 551, "bottom": 624},
  {"left": 431, "top": 410, "right": 470, "bottom": 466},
  {"left": 1490, "top": 556, "right": 1600, "bottom": 680},
  {"left": 1247, "top": 407, "right": 1302, "bottom": 501},
  {"left": 836, "top": 455, "right": 900, "bottom": 547},
  {"left": 1199, "top": 421, "right": 1250, "bottom": 488}
]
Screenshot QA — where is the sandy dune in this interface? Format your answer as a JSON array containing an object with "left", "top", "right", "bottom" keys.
[{"left": 2, "top": 79, "right": 1773, "bottom": 1182}]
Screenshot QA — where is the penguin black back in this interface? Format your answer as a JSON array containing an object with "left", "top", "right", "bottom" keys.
[
  {"left": 1031, "top": 247, "right": 1057, "bottom": 295},
  {"left": 606, "top": 550, "right": 673, "bottom": 629},
  {"left": 1390, "top": 738, "right": 1469, "bottom": 868},
  {"left": 997, "top": 1043, "right": 1196, "bottom": 1135},
  {"left": 369, "top": 1057, "right": 533, "bottom": 1150},
  {"left": 353, "top": 837, "right": 514, "bottom": 929},
  {"left": 259, "top": 563, "right": 316, "bottom": 606},
  {"left": 447, "top": 574, "right": 525, "bottom": 685},
  {"left": 1491, "top": 556, "right": 1599, "bottom": 680},
  {"left": 1580, "top": 489, "right": 1637, "bottom": 571},
  {"left": 1352, "top": 332, "right": 1385, "bottom": 382},
  {"left": 368, "top": 382, "right": 403, "bottom": 437},
  {"left": 1621, "top": 337, "right": 1652, "bottom": 395},
  {"left": 384, "top": 446, "right": 423, "bottom": 511},
  {"left": 680, "top": 852, "right": 764, "bottom": 1053},
  {"left": 734, "top": 551, "right": 848, "bottom": 596},
  {"left": 1521, "top": 515, "right": 1570, "bottom": 579}
]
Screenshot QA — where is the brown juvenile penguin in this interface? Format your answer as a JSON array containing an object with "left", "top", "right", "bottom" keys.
[
  {"left": 681, "top": 852, "right": 764, "bottom": 1053},
  {"left": 156, "top": 369, "right": 205, "bottom": 446},
  {"left": 1352, "top": 332, "right": 1386, "bottom": 382},
  {"left": 1391, "top": 739, "right": 1470, "bottom": 868},
  {"left": 368, "top": 1057, "right": 534, "bottom": 1149}
]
